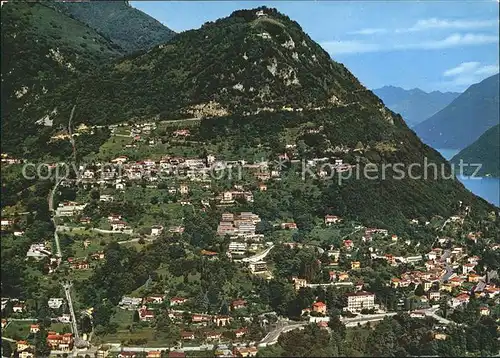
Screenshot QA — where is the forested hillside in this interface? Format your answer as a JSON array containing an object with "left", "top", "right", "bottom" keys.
[
  {"left": 49, "top": 0, "right": 176, "bottom": 53},
  {"left": 1, "top": 2, "right": 123, "bottom": 157},
  {"left": 451, "top": 124, "right": 500, "bottom": 177}
]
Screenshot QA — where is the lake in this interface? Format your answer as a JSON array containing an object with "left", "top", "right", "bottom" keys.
[{"left": 437, "top": 148, "right": 499, "bottom": 207}]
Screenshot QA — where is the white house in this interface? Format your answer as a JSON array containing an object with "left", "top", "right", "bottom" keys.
[{"left": 48, "top": 298, "right": 64, "bottom": 310}]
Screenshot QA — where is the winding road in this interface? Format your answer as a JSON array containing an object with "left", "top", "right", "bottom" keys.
[{"left": 242, "top": 245, "right": 274, "bottom": 263}]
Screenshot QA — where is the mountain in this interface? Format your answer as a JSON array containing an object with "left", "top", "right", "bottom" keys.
[
  {"left": 49, "top": 0, "right": 176, "bottom": 53},
  {"left": 1, "top": 1, "right": 124, "bottom": 156},
  {"left": 451, "top": 124, "right": 500, "bottom": 177},
  {"left": 414, "top": 74, "right": 500, "bottom": 150},
  {"left": 2, "top": 6, "right": 496, "bottom": 230},
  {"left": 373, "top": 86, "right": 459, "bottom": 127},
  {"left": 40, "top": 7, "right": 394, "bottom": 126}
]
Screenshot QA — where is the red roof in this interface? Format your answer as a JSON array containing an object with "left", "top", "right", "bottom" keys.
[
  {"left": 232, "top": 299, "right": 247, "bottom": 306},
  {"left": 168, "top": 352, "right": 186, "bottom": 358},
  {"left": 201, "top": 249, "right": 217, "bottom": 256},
  {"left": 313, "top": 301, "right": 326, "bottom": 308},
  {"left": 170, "top": 296, "right": 186, "bottom": 302}
]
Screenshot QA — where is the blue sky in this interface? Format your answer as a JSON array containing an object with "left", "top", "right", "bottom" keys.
[{"left": 131, "top": 1, "right": 499, "bottom": 92}]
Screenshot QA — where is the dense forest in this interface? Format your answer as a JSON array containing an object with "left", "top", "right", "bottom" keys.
[{"left": 48, "top": 1, "right": 175, "bottom": 54}]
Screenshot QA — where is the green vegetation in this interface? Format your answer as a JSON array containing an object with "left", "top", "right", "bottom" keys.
[
  {"left": 451, "top": 124, "right": 500, "bottom": 177},
  {"left": 49, "top": 1, "right": 175, "bottom": 54},
  {"left": 259, "top": 313, "right": 499, "bottom": 357},
  {"left": 1, "top": 2, "right": 122, "bottom": 158}
]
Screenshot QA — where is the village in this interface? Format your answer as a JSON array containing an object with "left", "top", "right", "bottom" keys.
[{"left": 1, "top": 120, "right": 499, "bottom": 358}]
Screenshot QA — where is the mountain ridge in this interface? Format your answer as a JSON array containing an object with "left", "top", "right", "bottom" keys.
[
  {"left": 48, "top": 0, "right": 176, "bottom": 54},
  {"left": 414, "top": 73, "right": 500, "bottom": 150},
  {"left": 451, "top": 124, "right": 500, "bottom": 177},
  {"left": 373, "top": 86, "right": 460, "bottom": 127},
  {"left": 1, "top": 5, "right": 496, "bottom": 231},
  {"left": 1, "top": 1, "right": 124, "bottom": 157}
]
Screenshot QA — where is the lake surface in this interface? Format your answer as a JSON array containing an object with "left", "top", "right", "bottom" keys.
[{"left": 437, "top": 148, "right": 499, "bottom": 207}]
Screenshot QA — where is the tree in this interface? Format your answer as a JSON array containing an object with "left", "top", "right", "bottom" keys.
[
  {"left": 328, "top": 314, "right": 346, "bottom": 339},
  {"left": 414, "top": 284, "right": 425, "bottom": 297},
  {"left": 1, "top": 341, "right": 12, "bottom": 358}
]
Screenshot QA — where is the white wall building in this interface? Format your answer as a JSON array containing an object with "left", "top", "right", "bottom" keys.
[{"left": 345, "top": 291, "right": 375, "bottom": 312}]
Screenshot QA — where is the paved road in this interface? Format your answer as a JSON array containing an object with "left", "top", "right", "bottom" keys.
[
  {"left": 342, "top": 312, "right": 397, "bottom": 327},
  {"left": 340, "top": 226, "right": 365, "bottom": 240},
  {"left": 440, "top": 249, "right": 454, "bottom": 283},
  {"left": 117, "top": 236, "right": 157, "bottom": 245},
  {"left": 5, "top": 318, "right": 38, "bottom": 322},
  {"left": 440, "top": 218, "right": 451, "bottom": 231},
  {"left": 56, "top": 226, "right": 134, "bottom": 235},
  {"left": 159, "top": 117, "right": 201, "bottom": 124},
  {"left": 258, "top": 322, "right": 307, "bottom": 346},
  {"left": 242, "top": 245, "right": 274, "bottom": 263},
  {"left": 108, "top": 344, "right": 214, "bottom": 353},
  {"left": 49, "top": 178, "right": 64, "bottom": 259},
  {"left": 62, "top": 283, "right": 80, "bottom": 341}
]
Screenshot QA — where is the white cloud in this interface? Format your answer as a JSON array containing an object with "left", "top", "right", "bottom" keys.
[
  {"left": 322, "top": 33, "right": 498, "bottom": 55},
  {"left": 404, "top": 33, "right": 499, "bottom": 49},
  {"left": 474, "top": 64, "right": 500, "bottom": 75},
  {"left": 439, "top": 62, "right": 499, "bottom": 91},
  {"left": 349, "top": 28, "right": 387, "bottom": 35},
  {"left": 350, "top": 18, "right": 498, "bottom": 36},
  {"left": 398, "top": 18, "right": 498, "bottom": 32},
  {"left": 443, "top": 62, "right": 481, "bottom": 77}
]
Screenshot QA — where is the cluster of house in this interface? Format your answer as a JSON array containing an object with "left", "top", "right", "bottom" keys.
[
  {"left": 47, "top": 332, "right": 74, "bottom": 351},
  {"left": 217, "top": 212, "right": 261, "bottom": 237},
  {"left": 114, "top": 343, "right": 258, "bottom": 358},
  {"left": 55, "top": 201, "right": 88, "bottom": 217},
  {"left": 1, "top": 153, "right": 22, "bottom": 165},
  {"left": 118, "top": 294, "right": 255, "bottom": 345},
  {"left": 75, "top": 153, "right": 284, "bottom": 185},
  {"left": 216, "top": 188, "right": 254, "bottom": 205},
  {"left": 1, "top": 218, "right": 26, "bottom": 236},
  {"left": 390, "top": 245, "right": 499, "bottom": 309},
  {"left": 116, "top": 351, "right": 186, "bottom": 358},
  {"left": 107, "top": 214, "right": 131, "bottom": 231},
  {"left": 13, "top": 330, "right": 73, "bottom": 357},
  {"left": 298, "top": 290, "right": 377, "bottom": 316},
  {"left": 26, "top": 242, "right": 52, "bottom": 260},
  {"left": 15, "top": 340, "right": 35, "bottom": 358}
]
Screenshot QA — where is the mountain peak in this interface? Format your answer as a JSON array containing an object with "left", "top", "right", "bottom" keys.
[{"left": 38, "top": 6, "right": 393, "bottom": 127}]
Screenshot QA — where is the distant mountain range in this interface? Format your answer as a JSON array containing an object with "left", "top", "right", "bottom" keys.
[
  {"left": 451, "top": 124, "right": 500, "bottom": 177},
  {"left": 414, "top": 73, "right": 499, "bottom": 150},
  {"left": 373, "top": 86, "right": 460, "bottom": 127}
]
